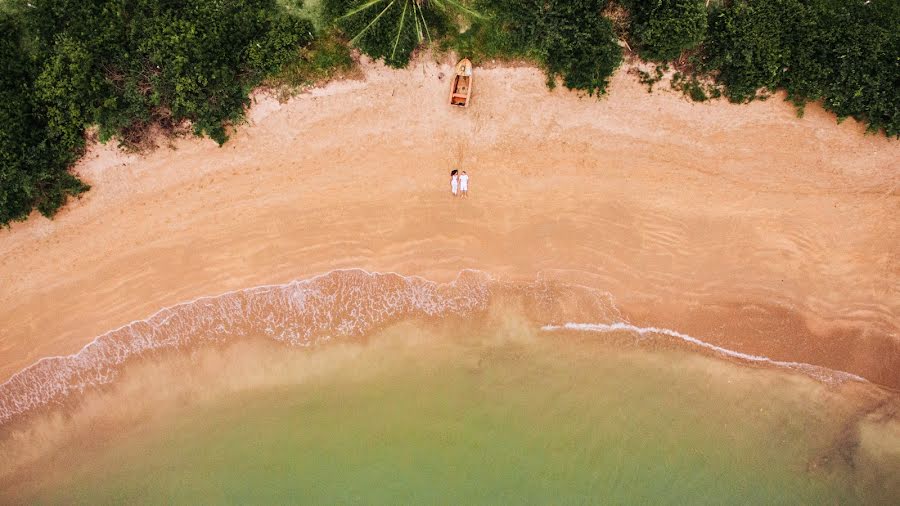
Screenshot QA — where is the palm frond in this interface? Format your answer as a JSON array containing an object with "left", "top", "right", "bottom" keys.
[
  {"left": 338, "top": 0, "right": 485, "bottom": 65},
  {"left": 412, "top": 3, "right": 423, "bottom": 43},
  {"left": 349, "top": 0, "right": 397, "bottom": 45},
  {"left": 337, "top": 0, "right": 389, "bottom": 21},
  {"left": 415, "top": 2, "right": 432, "bottom": 44},
  {"left": 432, "top": 0, "right": 486, "bottom": 20},
  {"left": 390, "top": 0, "right": 410, "bottom": 59}
]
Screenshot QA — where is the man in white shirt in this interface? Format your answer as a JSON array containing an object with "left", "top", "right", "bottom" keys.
[{"left": 459, "top": 171, "right": 469, "bottom": 197}]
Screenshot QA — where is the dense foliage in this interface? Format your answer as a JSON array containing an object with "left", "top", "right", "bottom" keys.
[
  {"left": 0, "top": 0, "right": 313, "bottom": 224},
  {"left": 266, "top": 30, "right": 356, "bottom": 91},
  {"left": 326, "top": 0, "right": 622, "bottom": 95},
  {"left": 322, "top": 0, "right": 458, "bottom": 68},
  {"left": 627, "top": 0, "right": 707, "bottom": 61},
  {"left": 0, "top": 12, "right": 90, "bottom": 223},
  {"left": 454, "top": 0, "right": 623, "bottom": 95},
  {"left": 705, "top": 0, "right": 899, "bottom": 135}
]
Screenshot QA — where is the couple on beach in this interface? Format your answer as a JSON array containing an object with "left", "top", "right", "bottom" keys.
[{"left": 450, "top": 169, "right": 469, "bottom": 197}]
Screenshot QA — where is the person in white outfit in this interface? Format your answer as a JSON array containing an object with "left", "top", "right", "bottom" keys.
[
  {"left": 450, "top": 170, "right": 459, "bottom": 196},
  {"left": 459, "top": 171, "right": 469, "bottom": 197}
]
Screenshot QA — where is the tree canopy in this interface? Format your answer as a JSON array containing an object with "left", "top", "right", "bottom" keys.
[
  {"left": 323, "top": 0, "right": 467, "bottom": 68},
  {"left": 0, "top": 0, "right": 314, "bottom": 224},
  {"left": 628, "top": 0, "right": 707, "bottom": 62},
  {"left": 705, "top": 0, "right": 899, "bottom": 135}
]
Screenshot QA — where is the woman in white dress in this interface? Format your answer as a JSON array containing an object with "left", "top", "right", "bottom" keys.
[{"left": 450, "top": 170, "right": 459, "bottom": 197}]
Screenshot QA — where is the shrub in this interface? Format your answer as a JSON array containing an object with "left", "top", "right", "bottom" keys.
[
  {"left": 268, "top": 30, "right": 356, "bottom": 90},
  {"left": 0, "top": 12, "right": 89, "bottom": 224},
  {"left": 705, "top": 0, "right": 899, "bottom": 135},
  {"left": 443, "top": 13, "right": 526, "bottom": 63},
  {"left": 704, "top": 0, "right": 796, "bottom": 103},
  {"left": 628, "top": 0, "right": 707, "bottom": 61},
  {"left": 484, "top": 0, "right": 623, "bottom": 95},
  {"left": 1, "top": 0, "right": 316, "bottom": 224}
]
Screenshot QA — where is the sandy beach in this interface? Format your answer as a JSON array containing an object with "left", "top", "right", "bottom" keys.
[{"left": 0, "top": 57, "right": 898, "bottom": 389}]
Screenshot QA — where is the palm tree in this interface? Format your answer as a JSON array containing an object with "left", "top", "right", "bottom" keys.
[{"left": 331, "top": 0, "right": 483, "bottom": 66}]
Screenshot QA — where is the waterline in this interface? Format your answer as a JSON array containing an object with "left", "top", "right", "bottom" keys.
[{"left": 542, "top": 322, "right": 869, "bottom": 384}]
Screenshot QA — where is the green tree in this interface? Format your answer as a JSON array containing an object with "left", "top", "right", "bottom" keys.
[
  {"left": 705, "top": 0, "right": 796, "bottom": 102},
  {"left": 0, "top": 13, "right": 89, "bottom": 224},
  {"left": 705, "top": 0, "right": 899, "bottom": 135},
  {"left": 323, "top": 0, "right": 472, "bottom": 68},
  {"left": 1, "top": 0, "right": 316, "bottom": 224},
  {"left": 485, "top": 0, "right": 623, "bottom": 95},
  {"left": 628, "top": 0, "right": 707, "bottom": 61}
]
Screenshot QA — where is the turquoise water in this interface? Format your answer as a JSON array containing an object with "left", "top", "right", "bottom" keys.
[{"left": 4, "top": 322, "right": 899, "bottom": 504}]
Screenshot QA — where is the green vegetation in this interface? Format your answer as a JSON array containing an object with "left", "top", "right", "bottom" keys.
[
  {"left": 704, "top": 0, "right": 899, "bottom": 135},
  {"left": 627, "top": 0, "right": 707, "bottom": 62},
  {"left": 322, "top": 0, "right": 467, "bottom": 68},
  {"left": 441, "top": 10, "right": 527, "bottom": 63},
  {"left": 619, "top": 0, "right": 898, "bottom": 135},
  {"left": 489, "top": 0, "right": 623, "bottom": 94},
  {"left": 671, "top": 71, "right": 721, "bottom": 102},
  {"left": 1, "top": 0, "right": 897, "bottom": 225},
  {"left": 1, "top": 12, "right": 90, "bottom": 223},
  {"left": 634, "top": 64, "right": 666, "bottom": 93},
  {"left": 0, "top": 0, "right": 314, "bottom": 224},
  {"left": 266, "top": 30, "right": 356, "bottom": 92},
  {"left": 324, "top": 0, "right": 623, "bottom": 94},
  {"left": 447, "top": 1, "right": 623, "bottom": 95}
]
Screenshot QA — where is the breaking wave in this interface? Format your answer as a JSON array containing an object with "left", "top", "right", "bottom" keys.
[
  {"left": 0, "top": 270, "right": 493, "bottom": 426},
  {"left": 0, "top": 269, "right": 869, "bottom": 426},
  {"left": 541, "top": 322, "right": 868, "bottom": 384}
]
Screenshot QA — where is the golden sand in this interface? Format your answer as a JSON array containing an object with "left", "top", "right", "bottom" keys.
[{"left": 0, "top": 58, "right": 898, "bottom": 388}]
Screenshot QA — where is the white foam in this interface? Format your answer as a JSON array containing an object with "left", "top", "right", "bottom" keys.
[
  {"left": 0, "top": 270, "right": 873, "bottom": 427},
  {"left": 0, "top": 269, "right": 493, "bottom": 425},
  {"left": 541, "top": 322, "right": 868, "bottom": 384}
]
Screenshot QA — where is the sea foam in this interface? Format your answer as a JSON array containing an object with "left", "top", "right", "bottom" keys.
[
  {"left": 0, "top": 270, "right": 869, "bottom": 426},
  {"left": 0, "top": 269, "right": 492, "bottom": 425},
  {"left": 541, "top": 322, "right": 868, "bottom": 384}
]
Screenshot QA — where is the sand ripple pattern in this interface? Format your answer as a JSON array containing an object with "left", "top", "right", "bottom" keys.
[{"left": 0, "top": 270, "right": 492, "bottom": 426}]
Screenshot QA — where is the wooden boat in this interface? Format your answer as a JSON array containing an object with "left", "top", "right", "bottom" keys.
[{"left": 449, "top": 58, "right": 473, "bottom": 107}]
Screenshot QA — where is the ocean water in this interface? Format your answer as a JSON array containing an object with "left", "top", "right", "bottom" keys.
[
  {"left": 1, "top": 271, "right": 898, "bottom": 503},
  {"left": 3, "top": 319, "right": 899, "bottom": 504}
]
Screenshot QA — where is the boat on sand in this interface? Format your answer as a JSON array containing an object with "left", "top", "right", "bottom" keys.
[{"left": 449, "top": 58, "right": 473, "bottom": 107}]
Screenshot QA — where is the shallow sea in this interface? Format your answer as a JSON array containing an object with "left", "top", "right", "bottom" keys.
[
  {"left": 3, "top": 316, "right": 898, "bottom": 504},
  {"left": 1, "top": 271, "right": 898, "bottom": 503}
]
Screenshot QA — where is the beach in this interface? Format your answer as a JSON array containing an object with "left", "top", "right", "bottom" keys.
[
  {"left": 1, "top": 58, "right": 897, "bottom": 388},
  {"left": 1, "top": 56, "right": 899, "bottom": 501}
]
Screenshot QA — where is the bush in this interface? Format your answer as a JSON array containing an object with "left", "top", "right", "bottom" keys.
[
  {"left": 268, "top": 30, "right": 356, "bottom": 90},
  {"left": 0, "top": 0, "right": 315, "bottom": 224},
  {"left": 628, "top": 0, "right": 707, "bottom": 61},
  {"left": 0, "top": 12, "right": 89, "bottom": 224},
  {"left": 444, "top": 14, "right": 526, "bottom": 63},
  {"left": 705, "top": 0, "right": 899, "bottom": 135},
  {"left": 482, "top": 0, "right": 623, "bottom": 95},
  {"left": 704, "top": 0, "right": 796, "bottom": 102},
  {"left": 782, "top": 0, "right": 899, "bottom": 135}
]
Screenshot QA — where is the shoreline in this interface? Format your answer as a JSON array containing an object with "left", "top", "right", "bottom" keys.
[
  {"left": 0, "top": 58, "right": 898, "bottom": 391},
  {"left": 2, "top": 268, "right": 888, "bottom": 428},
  {"left": 2, "top": 304, "right": 899, "bottom": 502}
]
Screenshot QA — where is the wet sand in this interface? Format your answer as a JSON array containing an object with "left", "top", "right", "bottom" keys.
[{"left": 0, "top": 57, "right": 898, "bottom": 388}]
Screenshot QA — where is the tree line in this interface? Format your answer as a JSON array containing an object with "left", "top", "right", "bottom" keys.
[{"left": 1, "top": 0, "right": 897, "bottom": 225}]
